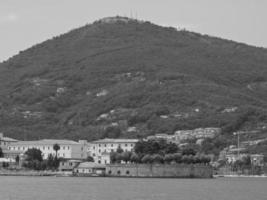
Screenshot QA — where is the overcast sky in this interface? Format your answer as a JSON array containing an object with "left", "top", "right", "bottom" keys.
[{"left": 0, "top": 0, "right": 266, "bottom": 62}]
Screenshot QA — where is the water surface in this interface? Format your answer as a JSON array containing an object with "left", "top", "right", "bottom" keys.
[{"left": 0, "top": 176, "right": 267, "bottom": 200}]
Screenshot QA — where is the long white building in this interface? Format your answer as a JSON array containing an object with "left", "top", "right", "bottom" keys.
[
  {"left": 6, "top": 139, "right": 88, "bottom": 159},
  {"left": 88, "top": 138, "right": 138, "bottom": 164}
]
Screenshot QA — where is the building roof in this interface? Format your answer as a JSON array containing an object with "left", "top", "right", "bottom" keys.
[
  {"left": 8, "top": 139, "right": 80, "bottom": 146},
  {"left": 0, "top": 136, "right": 18, "bottom": 142},
  {"left": 76, "top": 162, "right": 106, "bottom": 168},
  {"left": 90, "top": 138, "right": 138, "bottom": 144},
  {"left": 0, "top": 133, "right": 18, "bottom": 142}
]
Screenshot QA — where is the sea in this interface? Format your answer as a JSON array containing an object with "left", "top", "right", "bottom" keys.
[{"left": 0, "top": 176, "right": 267, "bottom": 200}]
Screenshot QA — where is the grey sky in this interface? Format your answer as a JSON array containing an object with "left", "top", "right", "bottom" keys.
[{"left": 0, "top": 0, "right": 266, "bottom": 62}]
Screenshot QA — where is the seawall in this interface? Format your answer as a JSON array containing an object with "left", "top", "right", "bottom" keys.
[{"left": 106, "top": 164, "right": 213, "bottom": 178}]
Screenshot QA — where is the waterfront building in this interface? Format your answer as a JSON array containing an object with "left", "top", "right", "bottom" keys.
[
  {"left": 87, "top": 138, "right": 138, "bottom": 164},
  {"left": 5, "top": 139, "right": 88, "bottom": 159},
  {"left": 73, "top": 162, "right": 106, "bottom": 176},
  {"left": 58, "top": 159, "right": 83, "bottom": 171}
]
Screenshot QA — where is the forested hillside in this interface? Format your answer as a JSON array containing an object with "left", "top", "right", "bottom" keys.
[{"left": 1, "top": 16, "right": 267, "bottom": 142}]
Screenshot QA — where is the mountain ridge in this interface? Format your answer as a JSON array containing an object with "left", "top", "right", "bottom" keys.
[{"left": 1, "top": 16, "right": 267, "bottom": 143}]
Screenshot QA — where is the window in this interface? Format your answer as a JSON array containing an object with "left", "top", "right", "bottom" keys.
[
  {"left": 111, "top": 144, "right": 113, "bottom": 147},
  {"left": 125, "top": 144, "right": 128, "bottom": 147},
  {"left": 93, "top": 146, "right": 95, "bottom": 149},
  {"left": 98, "top": 160, "right": 101, "bottom": 164},
  {"left": 63, "top": 153, "right": 65, "bottom": 157},
  {"left": 48, "top": 147, "right": 50, "bottom": 150},
  {"left": 104, "top": 144, "right": 106, "bottom": 147},
  {"left": 126, "top": 170, "right": 130, "bottom": 175},
  {"left": 99, "top": 144, "right": 101, "bottom": 147},
  {"left": 63, "top": 146, "right": 65, "bottom": 150},
  {"left": 131, "top": 144, "right": 134, "bottom": 147},
  {"left": 68, "top": 146, "right": 70, "bottom": 150},
  {"left": 117, "top": 170, "right": 121, "bottom": 175},
  {"left": 99, "top": 149, "right": 101, "bottom": 153},
  {"left": 108, "top": 170, "right": 112, "bottom": 174},
  {"left": 43, "top": 146, "right": 45, "bottom": 150}
]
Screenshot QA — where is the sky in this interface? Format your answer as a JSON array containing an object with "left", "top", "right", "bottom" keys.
[{"left": 0, "top": 0, "right": 267, "bottom": 62}]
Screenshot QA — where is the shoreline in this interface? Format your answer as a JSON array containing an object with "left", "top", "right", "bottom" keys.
[
  {"left": 214, "top": 174, "right": 267, "bottom": 178},
  {"left": 1, "top": 170, "right": 267, "bottom": 178}
]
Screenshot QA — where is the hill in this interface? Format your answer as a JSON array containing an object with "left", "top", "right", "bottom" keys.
[{"left": 1, "top": 16, "right": 267, "bottom": 144}]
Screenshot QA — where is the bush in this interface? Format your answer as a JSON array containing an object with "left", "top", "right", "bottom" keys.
[
  {"left": 130, "top": 153, "right": 140, "bottom": 163},
  {"left": 152, "top": 154, "right": 164, "bottom": 164},
  {"left": 141, "top": 155, "right": 153, "bottom": 164}
]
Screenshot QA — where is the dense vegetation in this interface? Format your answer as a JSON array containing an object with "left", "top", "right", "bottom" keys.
[
  {"left": 23, "top": 148, "right": 59, "bottom": 170},
  {"left": 0, "top": 16, "right": 267, "bottom": 149},
  {"left": 110, "top": 139, "right": 211, "bottom": 164}
]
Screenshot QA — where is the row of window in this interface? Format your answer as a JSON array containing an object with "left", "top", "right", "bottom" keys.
[
  {"left": 8, "top": 146, "right": 71, "bottom": 151},
  {"left": 92, "top": 148, "right": 134, "bottom": 154},
  {"left": 108, "top": 170, "right": 130, "bottom": 175},
  {"left": 92, "top": 143, "right": 134, "bottom": 148}
]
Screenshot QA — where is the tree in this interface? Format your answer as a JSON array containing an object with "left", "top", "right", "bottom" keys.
[
  {"left": 53, "top": 143, "right": 60, "bottom": 159},
  {"left": 115, "top": 153, "right": 123, "bottom": 163},
  {"left": 110, "top": 152, "right": 117, "bottom": 164},
  {"left": 86, "top": 156, "right": 94, "bottom": 162},
  {"left": 25, "top": 148, "right": 43, "bottom": 162},
  {"left": 47, "top": 154, "right": 55, "bottom": 169},
  {"left": 130, "top": 153, "right": 140, "bottom": 163},
  {"left": 116, "top": 145, "right": 124, "bottom": 153},
  {"left": 23, "top": 148, "right": 43, "bottom": 170},
  {"left": 141, "top": 155, "right": 153, "bottom": 164},
  {"left": 0, "top": 147, "right": 3, "bottom": 158},
  {"left": 165, "top": 143, "right": 179, "bottom": 154},
  {"left": 182, "top": 147, "right": 196, "bottom": 156},
  {"left": 164, "top": 154, "right": 174, "bottom": 164},
  {"left": 173, "top": 153, "right": 182, "bottom": 163},
  {"left": 15, "top": 155, "right": 20, "bottom": 164},
  {"left": 121, "top": 151, "right": 132, "bottom": 163},
  {"left": 152, "top": 154, "right": 164, "bottom": 164}
]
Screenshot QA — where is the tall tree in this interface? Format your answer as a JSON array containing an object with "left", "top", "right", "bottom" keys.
[
  {"left": 0, "top": 147, "right": 3, "bottom": 158},
  {"left": 53, "top": 143, "right": 60, "bottom": 159}
]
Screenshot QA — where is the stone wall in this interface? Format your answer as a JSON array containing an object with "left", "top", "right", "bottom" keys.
[{"left": 106, "top": 164, "right": 213, "bottom": 178}]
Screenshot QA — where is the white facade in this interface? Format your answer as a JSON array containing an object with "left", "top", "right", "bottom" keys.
[
  {"left": 174, "top": 128, "right": 221, "bottom": 142},
  {"left": 88, "top": 138, "right": 138, "bottom": 164},
  {"left": 0, "top": 133, "right": 18, "bottom": 150},
  {"left": 146, "top": 134, "right": 176, "bottom": 143},
  {"left": 6, "top": 139, "right": 88, "bottom": 159}
]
